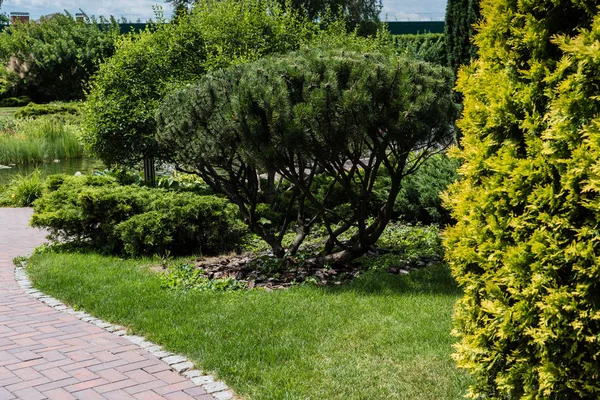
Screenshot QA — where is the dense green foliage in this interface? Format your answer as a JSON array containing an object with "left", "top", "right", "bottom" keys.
[
  {"left": 157, "top": 49, "right": 456, "bottom": 261},
  {"left": 0, "top": 115, "right": 83, "bottom": 164},
  {"left": 84, "top": 0, "right": 321, "bottom": 166},
  {"left": 0, "top": 13, "right": 119, "bottom": 102},
  {"left": 445, "top": 0, "right": 600, "bottom": 397},
  {"left": 444, "top": 0, "right": 480, "bottom": 71},
  {"left": 374, "top": 153, "right": 459, "bottom": 225},
  {"left": 15, "top": 103, "right": 81, "bottom": 119},
  {"left": 392, "top": 33, "right": 448, "bottom": 66},
  {"left": 31, "top": 175, "right": 244, "bottom": 256},
  {"left": 27, "top": 250, "right": 469, "bottom": 399},
  {"left": 0, "top": 96, "right": 31, "bottom": 107},
  {"left": 168, "top": 0, "right": 382, "bottom": 35}
]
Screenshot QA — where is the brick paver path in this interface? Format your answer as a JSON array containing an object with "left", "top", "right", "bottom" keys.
[{"left": 0, "top": 208, "right": 214, "bottom": 399}]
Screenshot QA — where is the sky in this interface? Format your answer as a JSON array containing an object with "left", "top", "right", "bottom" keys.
[{"left": 1, "top": 0, "right": 448, "bottom": 22}]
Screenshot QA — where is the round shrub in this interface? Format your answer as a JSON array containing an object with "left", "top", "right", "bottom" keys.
[{"left": 31, "top": 175, "right": 244, "bottom": 256}]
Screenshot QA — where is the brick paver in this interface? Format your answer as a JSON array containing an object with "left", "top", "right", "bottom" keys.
[{"left": 0, "top": 208, "right": 214, "bottom": 399}]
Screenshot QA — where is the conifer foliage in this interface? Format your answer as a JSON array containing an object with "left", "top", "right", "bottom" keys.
[
  {"left": 157, "top": 49, "right": 456, "bottom": 261},
  {"left": 444, "top": 0, "right": 480, "bottom": 71},
  {"left": 445, "top": 0, "right": 600, "bottom": 397}
]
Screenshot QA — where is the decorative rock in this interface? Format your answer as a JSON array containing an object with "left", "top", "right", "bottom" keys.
[
  {"left": 172, "top": 361, "right": 194, "bottom": 373},
  {"left": 183, "top": 369, "right": 204, "bottom": 378},
  {"left": 212, "top": 390, "right": 235, "bottom": 400},
  {"left": 204, "top": 382, "right": 229, "bottom": 394},
  {"left": 192, "top": 375, "right": 215, "bottom": 385},
  {"left": 162, "top": 355, "right": 188, "bottom": 365},
  {"left": 153, "top": 350, "right": 174, "bottom": 359}
]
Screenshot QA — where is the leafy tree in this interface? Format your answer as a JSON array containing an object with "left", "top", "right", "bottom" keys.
[
  {"left": 444, "top": 0, "right": 480, "bottom": 72},
  {"left": 0, "top": 12, "right": 119, "bottom": 102},
  {"left": 85, "top": 0, "right": 384, "bottom": 167},
  {"left": 444, "top": 0, "right": 600, "bottom": 397},
  {"left": 284, "top": 0, "right": 382, "bottom": 35},
  {"left": 156, "top": 49, "right": 456, "bottom": 262}
]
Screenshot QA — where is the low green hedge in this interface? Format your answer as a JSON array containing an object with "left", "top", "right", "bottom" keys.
[
  {"left": 32, "top": 175, "right": 245, "bottom": 256},
  {"left": 15, "top": 103, "right": 81, "bottom": 119}
]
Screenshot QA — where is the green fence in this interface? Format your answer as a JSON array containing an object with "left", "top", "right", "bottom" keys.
[{"left": 386, "top": 21, "right": 445, "bottom": 35}]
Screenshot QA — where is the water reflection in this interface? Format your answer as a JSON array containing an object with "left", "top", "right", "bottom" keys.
[{"left": 0, "top": 158, "right": 105, "bottom": 186}]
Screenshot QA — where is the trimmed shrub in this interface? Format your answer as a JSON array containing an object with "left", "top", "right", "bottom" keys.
[
  {"left": 15, "top": 103, "right": 81, "bottom": 119},
  {"left": 444, "top": 0, "right": 600, "bottom": 397},
  {"left": 156, "top": 48, "right": 457, "bottom": 262},
  {"left": 31, "top": 175, "right": 244, "bottom": 256}
]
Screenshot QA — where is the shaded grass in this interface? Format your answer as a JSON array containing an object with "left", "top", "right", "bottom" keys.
[
  {"left": 27, "top": 251, "right": 470, "bottom": 399},
  {"left": 0, "top": 115, "right": 83, "bottom": 165}
]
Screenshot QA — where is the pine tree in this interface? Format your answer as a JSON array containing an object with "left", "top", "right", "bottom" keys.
[
  {"left": 445, "top": 0, "right": 600, "bottom": 397},
  {"left": 157, "top": 49, "right": 457, "bottom": 262}
]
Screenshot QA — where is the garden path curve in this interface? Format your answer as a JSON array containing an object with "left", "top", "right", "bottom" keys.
[{"left": 0, "top": 208, "right": 216, "bottom": 400}]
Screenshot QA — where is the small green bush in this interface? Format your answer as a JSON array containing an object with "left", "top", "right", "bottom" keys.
[
  {"left": 0, "top": 96, "right": 31, "bottom": 107},
  {"left": 15, "top": 103, "right": 81, "bottom": 119},
  {"left": 31, "top": 175, "right": 244, "bottom": 256},
  {"left": 395, "top": 154, "right": 459, "bottom": 224}
]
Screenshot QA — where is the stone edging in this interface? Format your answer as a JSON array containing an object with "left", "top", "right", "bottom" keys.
[{"left": 14, "top": 263, "right": 237, "bottom": 400}]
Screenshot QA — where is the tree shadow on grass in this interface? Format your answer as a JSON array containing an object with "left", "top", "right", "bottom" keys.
[{"left": 322, "top": 263, "right": 462, "bottom": 297}]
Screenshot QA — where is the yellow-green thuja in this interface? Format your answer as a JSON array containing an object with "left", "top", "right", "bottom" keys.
[{"left": 444, "top": 0, "right": 600, "bottom": 398}]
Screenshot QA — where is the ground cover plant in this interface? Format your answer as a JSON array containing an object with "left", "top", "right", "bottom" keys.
[
  {"left": 25, "top": 244, "right": 471, "bottom": 399},
  {"left": 157, "top": 48, "right": 456, "bottom": 263},
  {"left": 445, "top": 0, "right": 600, "bottom": 397}
]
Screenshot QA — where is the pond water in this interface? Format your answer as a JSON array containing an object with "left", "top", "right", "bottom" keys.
[{"left": 0, "top": 157, "right": 105, "bottom": 186}]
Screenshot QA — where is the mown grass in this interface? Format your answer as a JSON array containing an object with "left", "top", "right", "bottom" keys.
[
  {"left": 0, "top": 107, "right": 20, "bottom": 118},
  {"left": 0, "top": 115, "right": 83, "bottom": 165},
  {"left": 27, "top": 251, "right": 471, "bottom": 399}
]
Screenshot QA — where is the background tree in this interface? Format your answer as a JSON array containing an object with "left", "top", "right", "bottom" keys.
[
  {"left": 165, "top": 0, "right": 194, "bottom": 18},
  {"left": 156, "top": 49, "right": 456, "bottom": 262},
  {"left": 444, "top": 0, "right": 600, "bottom": 397},
  {"left": 444, "top": 0, "right": 480, "bottom": 72},
  {"left": 85, "top": 0, "right": 387, "bottom": 168},
  {"left": 0, "top": 12, "right": 119, "bottom": 102}
]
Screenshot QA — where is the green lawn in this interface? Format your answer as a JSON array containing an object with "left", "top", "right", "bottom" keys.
[
  {"left": 0, "top": 107, "right": 20, "bottom": 118},
  {"left": 26, "top": 252, "right": 471, "bottom": 399}
]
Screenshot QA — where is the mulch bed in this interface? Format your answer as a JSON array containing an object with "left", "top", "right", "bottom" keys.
[{"left": 181, "top": 250, "right": 441, "bottom": 290}]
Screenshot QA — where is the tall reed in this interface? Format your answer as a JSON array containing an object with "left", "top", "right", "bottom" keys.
[{"left": 0, "top": 115, "right": 84, "bottom": 165}]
